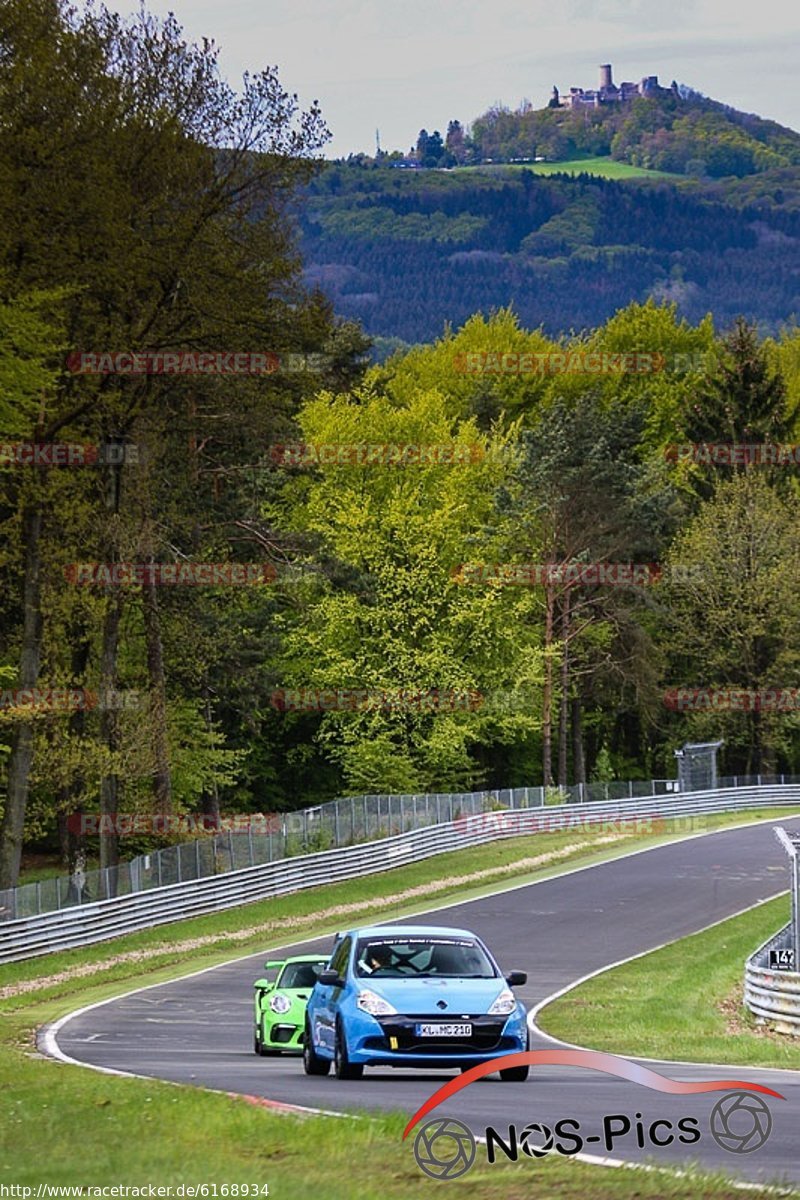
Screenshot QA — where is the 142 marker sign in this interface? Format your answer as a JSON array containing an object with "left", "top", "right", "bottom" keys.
[{"left": 769, "top": 947, "right": 795, "bottom": 970}]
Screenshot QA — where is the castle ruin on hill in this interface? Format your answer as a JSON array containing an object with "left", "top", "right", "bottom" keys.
[{"left": 551, "top": 64, "right": 677, "bottom": 110}]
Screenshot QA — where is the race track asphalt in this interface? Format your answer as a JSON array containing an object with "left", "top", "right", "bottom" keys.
[{"left": 48, "top": 818, "right": 800, "bottom": 1189}]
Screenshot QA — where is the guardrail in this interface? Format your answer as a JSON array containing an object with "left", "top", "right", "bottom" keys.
[
  {"left": 744, "top": 826, "right": 800, "bottom": 1034},
  {"left": 3, "top": 773, "right": 794, "bottom": 924},
  {"left": 744, "top": 923, "right": 800, "bottom": 1034},
  {"left": 2, "top": 781, "right": 799, "bottom": 965},
  {"left": 1, "top": 778, "right": 685, "bottom": 923}
]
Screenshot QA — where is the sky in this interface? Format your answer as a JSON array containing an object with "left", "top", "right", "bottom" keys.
[{"left": 137, "top": 0, "right": 800, "bottom": 158}]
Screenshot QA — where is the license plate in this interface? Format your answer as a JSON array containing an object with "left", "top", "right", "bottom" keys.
[{"left": 416, "top": 1023, "right": 472, "bottom": 1038}]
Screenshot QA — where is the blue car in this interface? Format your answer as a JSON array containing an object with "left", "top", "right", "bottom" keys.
[{"left": 303, "top": 923, "right": 529, "bottom": 1081}]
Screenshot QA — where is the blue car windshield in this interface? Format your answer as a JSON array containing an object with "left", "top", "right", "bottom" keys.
[
  {"left": 354, "top": 937, "right": 496, "bottom": 978},
  {"left": 278, "top": 961, "right": 326, "bottom": 989}
]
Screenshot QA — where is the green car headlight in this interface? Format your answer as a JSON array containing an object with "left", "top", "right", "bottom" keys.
[{"left": 269, "top": 993, "right": 292, "bottom": 1015}]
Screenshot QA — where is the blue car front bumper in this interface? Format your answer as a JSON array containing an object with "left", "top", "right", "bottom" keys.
[{"left": 340, "top": 1006, "right": 528, "bottom": 1068}]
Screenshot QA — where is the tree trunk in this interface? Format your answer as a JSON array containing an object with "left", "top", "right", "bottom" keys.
[
  {"left": 99, "top": 591, "right": 124, "bottom": 894},
  {"left": 57, "top": 634, "right": 92, "bottom": 884},
  {"left": 572, "top": 694, "right": 586, "bottom": 785},
  {"left": 557, "top": 590, "right": 571, "bottom": 786},
  {"left": 541, "top": 582, "right": 555, "bottom": 787},
  {"left": 142, "top": 568, "right": 171, "bottom": 812},
  {"left": 199, "top": 691, "right": 221, "bottom": 830},
  {"left": 0, "top": 505, "right": 42, "bottom": 890}
]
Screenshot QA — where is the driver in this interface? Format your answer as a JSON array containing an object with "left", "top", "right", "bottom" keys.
[{"left": 361, "top": 942, "right": 393, "bottom": 975}]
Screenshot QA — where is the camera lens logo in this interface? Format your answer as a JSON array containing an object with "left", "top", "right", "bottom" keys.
[
  {"left": 413, "top": 1117, "right": 477, "bottom": 1179},
  {"left": 519, "top": 1121, "right": 555, "bottom": 1158},
  {"left": 709, "top": 1091, "right": 772, "bottom": 1154}
]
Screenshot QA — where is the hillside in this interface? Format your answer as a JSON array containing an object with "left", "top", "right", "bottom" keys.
[
  {"left": 299, "top": 162, "right": 800, "bottom": 345},
  {"left": 455, "top": 85, "right": 800, "bottom": 179}
]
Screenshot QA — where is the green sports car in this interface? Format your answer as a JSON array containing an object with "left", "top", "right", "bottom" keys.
[{"left": 253, "top": 954, "right": 329, "bottom": 1055}]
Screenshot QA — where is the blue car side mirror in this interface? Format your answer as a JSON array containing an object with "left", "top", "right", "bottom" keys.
[{"left": 318, "top": 969, "right": 345, "bottom": 988}]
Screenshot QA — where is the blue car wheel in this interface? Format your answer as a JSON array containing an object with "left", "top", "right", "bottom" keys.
[
  {"left": 303, "top": 1019, "right": 331, "bottom": 1076},
  {"left": 334, "top": 1018, "right": 364, "bottom": 1081},
  {"left": 498, "top": 1029, "right": 529, "bottom": 1081}
]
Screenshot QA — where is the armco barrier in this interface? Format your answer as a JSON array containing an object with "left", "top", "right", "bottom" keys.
[
  {"left": 745, "top": 923, "right": 800, "bottom": 1034},
  {"left": 2, "top": 779, "right": 688, "bottom": 922},
  {"left": 1, "top": 783, "right": 799, "bottom": 965}
]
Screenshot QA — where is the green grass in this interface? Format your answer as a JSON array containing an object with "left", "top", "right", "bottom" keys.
[
  {"left": 460, "top": 156, "right": 679, "bottom": 181},
  {"left": 1, "top": 807, "right": 798, "bottom": 1198},
  {"left": 539, "top": 893, "right": 800, "bottom": 1070}
]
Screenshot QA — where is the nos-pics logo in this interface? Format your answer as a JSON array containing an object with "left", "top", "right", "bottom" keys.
[{"left": 404, "top": 1049, "right": 782, "bottom": 1180}]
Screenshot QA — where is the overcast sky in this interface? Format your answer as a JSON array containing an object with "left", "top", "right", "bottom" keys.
[{"left": 138, "top": 0, "right": 800, "bottom": 158}]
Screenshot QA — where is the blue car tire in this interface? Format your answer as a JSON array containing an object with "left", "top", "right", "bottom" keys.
[
  {"left": 303, "top": 1019, "right": 331, "bottom": 1076},
  {"left": 334, "top": 1017, "right": 364, "bottom": 1081}
]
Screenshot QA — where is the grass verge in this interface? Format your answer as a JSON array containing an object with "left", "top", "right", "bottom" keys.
[
  {"left": 538, "top": 893, "right": 800, "bottom": 1070},
  {"left": 1, "top": 807, "right": 797, "bottom": 1198}
]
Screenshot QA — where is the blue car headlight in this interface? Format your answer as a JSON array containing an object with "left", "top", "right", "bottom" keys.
[
  {"left": 269, "top": 993, "right": 292, "bottom": 1015},
  {"left": 488, "top": 988, "right": 517, "bottom": 1016},
  {"left": 356, "top": 989, "right": 398, "bottom": 1017}
]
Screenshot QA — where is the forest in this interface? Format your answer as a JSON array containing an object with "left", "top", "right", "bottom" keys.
[{"left": 300, "top": 164, "right": 800, "bottom": 345}]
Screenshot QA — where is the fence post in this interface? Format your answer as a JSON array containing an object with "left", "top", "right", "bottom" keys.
[
  {"left": 363, "top": 795, "right": 368, "bottom": 840},
  {"left": 157, "top": 850, "right": 162, "bottom": 888},
  {"left": 228, "top": 830, "right": 234, "bottom": 869},
  {"left": 248, "top": 826, "right": 254, "bottom": 867},
  {"left": 55, "top": 874, "right": 61, "bottom": 911},
  {"left": 36, "top": 880, "right": 42, "bottom": 915},
  {"left": 196, "top": 839, "right": 202, "bottom": 878},
  {"left": 177, "top": 845, "right": 182, "bottom": 884},
  {"left": 334, "top": 804, "right": 340, "bottom": 847}
]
